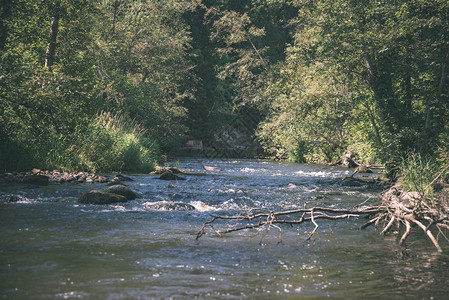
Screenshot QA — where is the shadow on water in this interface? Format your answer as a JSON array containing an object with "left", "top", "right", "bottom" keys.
[{"left": 1, "top": 158, "right": 448, "bottom": 299}]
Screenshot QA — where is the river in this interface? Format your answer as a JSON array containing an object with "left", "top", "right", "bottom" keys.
[{"left": 1, "top": 158, "right": 448, "bottom": 299}]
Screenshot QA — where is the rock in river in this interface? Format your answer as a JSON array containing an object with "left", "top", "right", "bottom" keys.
[
  {"left": 22, "top": 174, "right": 49, "bottom": 186},
  {"left": 78, "top": 190, "right": 128, "bottom": 204},
  {"left": 104, "top": 185, "right": 139, "bottom": 200},
  {"left": 159, "top": 171, "right": 185, "bottom": 181},
  {"left": 0, "top": 194, "right": 29, "bottom": 203},
  {"left": 148, "top": 202, "right": 196, "bottom": 211},
  {"left": 114, "top": 174, "right": 134, "bottom": 182}
]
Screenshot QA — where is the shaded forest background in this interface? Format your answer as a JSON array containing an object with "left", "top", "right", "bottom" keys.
[{"left": 1, "top": 0, "right": 448, "bottom": 173}]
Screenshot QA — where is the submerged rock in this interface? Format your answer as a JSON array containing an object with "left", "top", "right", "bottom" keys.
[
  {"left": 78, "top": 190, "right": 128, "bottom": 204},
  {"left": 0, "top": 194, "right": 29, "bottom": 203},
  {"left": 104, "top": 185, "right": 139, "bottom": 200},
  {"left": 148, "top": 202, "right": 196, "bottom": 211},
  {"left": 340, "top": 178, "right": 366, "bottom": 187},
  {"left": 107, "top": 178, "right": 126, "bottom": 186}
]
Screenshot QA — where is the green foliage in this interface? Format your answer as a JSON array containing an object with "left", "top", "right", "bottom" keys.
[
  {"left": 0, "top": 0, "right": 195, "bottom": 172},
  {"left": 183, "top": 0, "right": 296, "bottom": 144},
  {"left": 399, "top": 154, "right": 441, "bottom": 195},
  {"left": 69, "top": 112, "right": 159, "bottom": 173},
  {"left": 1, "top": 0, "right": 449, "bottom": 170},
  {"left": 256, "top": 0, "right": 449, "bottom": 163},
  {"left": 257, "top": 59, "right": 363, "bottom": 162}
]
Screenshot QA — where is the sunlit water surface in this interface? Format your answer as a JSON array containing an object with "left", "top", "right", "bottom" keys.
[{"left": 1, "top": 159, "right": 448, "bottom": 299}]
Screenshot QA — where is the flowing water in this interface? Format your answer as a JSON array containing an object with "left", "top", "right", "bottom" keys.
[{"left": 1, "top": 159, "right": 448, "bottom": 299}]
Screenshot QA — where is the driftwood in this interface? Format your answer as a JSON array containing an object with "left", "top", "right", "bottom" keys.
[
  {"left": 196, "top": 205, "right": 380, "bottom": 241},
  {"left": 196, "top": 183, "right": 449, "bottom": 252},
  {"left": 197, "top": 206, "right": 379, "bottom": 240}
]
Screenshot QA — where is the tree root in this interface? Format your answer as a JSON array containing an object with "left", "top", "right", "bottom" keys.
[{"left": 196, "top": 184, "right": 449, "bottom": 252}]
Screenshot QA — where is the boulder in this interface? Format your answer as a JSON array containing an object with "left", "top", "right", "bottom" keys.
[
  {"left": 104, "top": 185, "right": 139, "bottom": 200},
  {"left": 115, "top": 174, "right": 134, "bottom": 182},
  {"left": 159, "top": 171, "right": 185, "bottom": 181},
  {"left": 78, "top": 190, "right": 128, "bottom": 204},
  {"left": 153, "top": 166, "right": 184, "bottom": 175},
  {"left": 22, "top": 174, "right": 49, "bottom": 186}
]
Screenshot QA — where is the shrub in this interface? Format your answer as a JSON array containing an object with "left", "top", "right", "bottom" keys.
[
  {"left": 68, "top": 112, "right": 159, "bottom": 173},
  {"left": 399, "top": 154, "right": 441, "bottom": 195}
]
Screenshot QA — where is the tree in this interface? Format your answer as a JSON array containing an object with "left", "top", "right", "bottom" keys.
[
  {"left": 0, "top": 0, "right": 197, "bottom": 171},
  {"left": 258, "top": 0, "right": 449, "bottom": 162}
]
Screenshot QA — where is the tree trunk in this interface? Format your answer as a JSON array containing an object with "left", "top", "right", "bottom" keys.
[
  {"left": 424, "top": 47, "right": 449, "bottom": 144},
  {"left": 111, "top": 0, "right": 122, "bottom": 35},
  {"left": 437, "top": 48, "right": 449, "bottom": 98},
  {"left": 363, "top": 50, "right": 398, "bottom": 135},
  {"left": 0, "top": 0, "right": 12, "bottom": 51},
  {"left": 362, "top": 101, "right": 383, "bottom": 147},
  {"left": 44, "top": 1, "right": 61, "bottom": 69}
]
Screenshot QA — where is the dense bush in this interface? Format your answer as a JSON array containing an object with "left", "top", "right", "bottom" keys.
[
  {"left": 399, "top": 154, "right": 441, "bottom": 195},
  {"left": 0, "top": 0, "right": 194, "bottom": 172},
  {"left": 71, "top": 112, "right": 159, "bottom": 173}
]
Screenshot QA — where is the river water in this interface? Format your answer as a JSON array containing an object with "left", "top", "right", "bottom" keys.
[{"left": 1, "top": 158, "right": 448, "bottom": 299}]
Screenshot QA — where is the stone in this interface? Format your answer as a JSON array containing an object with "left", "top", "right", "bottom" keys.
[
  {"left": 153, "top": 166, "right": 184, "bottom": 175},
  {"left": 340, "top": 178, "right": 365, "bottom": 187},
  {"left": 159, "top": 171, "right": 185, "bottom": 180},
  {"left": 78, "top": 190, "right": 128, "bottom": 204},
  {"left": 203, "top": 165, "right": 223, "bottom": 171},
  {"left": 97, "top": 176, "right": 109, "bottom": 183},
  {"left": 22, "top": 174, "right": 49, "bottom": 186},
  {"left": 0, "top": 194, "right": 28, "bottom": 203},
  {"left": 115, "top": 174, "right": 133, "bottom": 182},
  {"left": 149, "top": 202, "right": 196, "bottom": 211},
  {"left": 31, "top": 168, "right": 41, "bottom": 174},
  {"left": 104, "top": 185, "right": 139, "bottom": 200}
]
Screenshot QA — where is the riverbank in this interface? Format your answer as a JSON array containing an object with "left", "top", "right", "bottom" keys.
[{"left": 0, "top": 169, "right": 110, "bottom": 185}]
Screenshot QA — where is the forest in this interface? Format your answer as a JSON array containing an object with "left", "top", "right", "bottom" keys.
[{"left": 1, "top": 0, "right": 448, "bottom": 176}]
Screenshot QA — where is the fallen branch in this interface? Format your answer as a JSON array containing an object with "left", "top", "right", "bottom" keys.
[
  {"left": 196, "top": 184, "right": 449, "bottom": 252},
  {"left": 196, "top": 206, "right": 380, "bottom": 240}
]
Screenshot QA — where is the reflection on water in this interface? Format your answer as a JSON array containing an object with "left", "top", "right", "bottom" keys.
[{"left": 1, "top": 158, "right": 448, "bottom": 299}]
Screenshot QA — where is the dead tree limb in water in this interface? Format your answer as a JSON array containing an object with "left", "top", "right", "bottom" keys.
[
  {"left": 196, "top": 183, "right": 449, "bottom": 252},
  {"left": 196, "top": 206, "right": 381, "bottom": 240}
]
